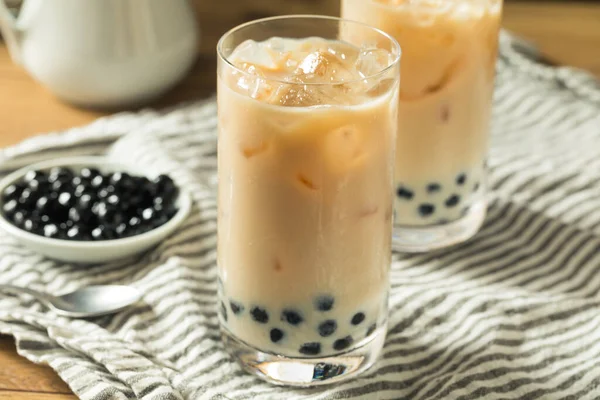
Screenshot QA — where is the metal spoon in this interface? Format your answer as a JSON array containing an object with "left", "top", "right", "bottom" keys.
[{"left": 0, "top": 284, "right": 142, "bottom": 318}]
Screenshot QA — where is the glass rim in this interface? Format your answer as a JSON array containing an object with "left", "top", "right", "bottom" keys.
[{"left": 216, "top": 14, "right": 402, "bottom": 87}]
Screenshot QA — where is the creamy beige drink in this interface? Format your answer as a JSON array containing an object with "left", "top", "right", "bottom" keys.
[
  {"left": 218, "top": 35, "right": 398, "bottom": 359},
  {"left": 342, "top": 0, "right": 502, "bottom": 250}
]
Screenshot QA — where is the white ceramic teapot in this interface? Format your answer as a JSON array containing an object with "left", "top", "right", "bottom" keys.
[{"left": 0, "top": 0, "right": 199, "bottom": 108}]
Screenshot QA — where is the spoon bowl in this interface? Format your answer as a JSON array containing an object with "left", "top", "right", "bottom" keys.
[{"left": 0, "top": 284, "right": 142, "bottom": 318}]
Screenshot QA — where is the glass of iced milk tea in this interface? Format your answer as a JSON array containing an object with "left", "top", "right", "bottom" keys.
[
  {"left": 217, "top": 16, "right": 400, "bottom": 386},
  {"left": 342, "top": 0, "right": 503, "bottom": 251}
]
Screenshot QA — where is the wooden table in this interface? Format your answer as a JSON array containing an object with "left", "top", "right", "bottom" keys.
[{"left": 1, "top": 2, "right": 599, "bottom": 399}]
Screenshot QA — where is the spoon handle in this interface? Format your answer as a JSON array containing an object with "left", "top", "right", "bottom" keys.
[{"left": 0, "top": 284, "right": 55, "bottom": 308}]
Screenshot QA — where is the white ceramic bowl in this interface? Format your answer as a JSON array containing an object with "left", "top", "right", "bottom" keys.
[{"left": 0, "top": 157, "right": 192, "bottom": 264}]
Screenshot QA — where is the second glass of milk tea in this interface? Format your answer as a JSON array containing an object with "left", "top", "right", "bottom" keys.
[{"left": 342, "top": 0, "right": 503, "bottom": 251}]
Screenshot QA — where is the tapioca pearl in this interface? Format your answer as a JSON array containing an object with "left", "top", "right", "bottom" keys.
[
  {"left": 299, "top": 342, "right": 321, "bottom": 356},
  {"left": 313, "top": 363, "right": 346, "bottom": 380},
  {"left": 318, "top": 320, "right": 337, "bottom": 337},
  {"left": 220, "top": 301, "right": 228, "bottom": 322},
  {"left": 456, "top": 173, "right": 467, "bottom": 186},
  {"left": 396, "top": 186, "right": 414, "bottom": 200},
  {"left": 270, "top": 328, "right": 284, "bottom": 343},
  {"left": 281, "top": 309, "right": 303, "bottom": 326},
  {"left": 445, "top": 195, "right": 460, "bottom": 208},
  {"left": 418, "top": 204, "right": 435, "bottom": 218},
  {"left": 366, "top": 323, "right": 377, "bottom": 337},
  {"left": 314, "top": 295, "right": 335, "bottom": 312},
  {"left": 427, "top": 183, "right": 441, "bottom": 194},
  {"left": 333, "top": 336, "right": 354, "bottom": 351},
  {"left": 250, "top": 307, "right": 269, "bottom": 324},
  {"left": 230, "top": 300, "right": 244, "bottom": 315},
  {"left": 351, "top": 312, "right": 366, "bottom": 326}
]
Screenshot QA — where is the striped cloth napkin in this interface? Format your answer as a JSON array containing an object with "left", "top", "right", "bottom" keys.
[{"left": 0, "top": 33, "right": 599, "bottom": 400}]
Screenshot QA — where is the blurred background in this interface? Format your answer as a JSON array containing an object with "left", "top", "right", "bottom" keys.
[{"left": 0, "top": 0, "right": 599, "bottom": 141}]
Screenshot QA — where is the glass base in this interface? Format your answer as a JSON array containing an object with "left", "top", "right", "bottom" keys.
[
  {"left": 392, "top": 199, "right": 487, "bottom": 253},
  {"left": 221, "top": 324, "right": 387, "bottom": 387}
]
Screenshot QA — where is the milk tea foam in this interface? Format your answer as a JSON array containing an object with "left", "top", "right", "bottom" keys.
[
  {"left": 343, "top": 0, "right": 502, "bottom": 226},
  {"left": 217, "top": 37, "right": 398, "bottom": 356}
]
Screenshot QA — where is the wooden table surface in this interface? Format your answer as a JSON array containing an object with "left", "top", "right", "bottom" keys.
[{"left": 1, "top": 2, "right": 599, "bottom": 399}]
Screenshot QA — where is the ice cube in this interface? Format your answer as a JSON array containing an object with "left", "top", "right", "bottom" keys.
[
  {"left": 295, "top": 51, "right": 360, "bottom": 84},
  {"left": 230, "top": 39, "right": 278, "bottom": 70},
  {"left": 355, "top": 48, "right": 394, "bottom": 78},
  {"left": 232, "top": 62, "right": 275, "bottom": 100},
  {"left": 274, "top": 81, "right": 357, "bottom": 107},
  {"left": 323, "top": 125, "right": 367, "bottom": 172}
]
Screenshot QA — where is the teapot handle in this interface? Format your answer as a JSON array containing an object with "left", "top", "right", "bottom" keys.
[{"left": 0, "top": 0, "right": 22, "bottom": 65}]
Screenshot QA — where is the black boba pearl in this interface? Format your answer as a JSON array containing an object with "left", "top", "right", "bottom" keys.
[
  {"left": 3, "top": 199, "right": 18, "bottom": 215},
  {"left": 351, "top": 312, "right": 366, "bottom": 326},
  {"left": 109, "top": 172, "right": 129, "bottom": 186},
  {"left": 90, "top": 175, "right": 104, "bottom": 188},
  {"left": 281, "top": 309, "right": 303, "bottom": 326},
  {"left": 58, "top": 192, "right": 74, "bottom": 207},
  {"left": 106, "top": 194, "right": 120, "bottom": 207},
  {"left": 23, "top": 219, "right": 38, "bottom": 232},
  {"left": 24, "top": 170, "right": 45, "bottom": 183},
  {"left": 418, "top": 204, "right": 435, "bottom": 217},
  {"left": 91, "top": 226, "right": 106, "bottom": 240},
  {"left": 333, "top": 336, "right": 354, "bottom": 351},
  {"left": 128, "top": 216, "right": 142, "bottom": 230},
  {"left": 154, "top": 197, "right": 164, "bottom": 207},
  {"left": 59, "top": 220, "right": 74, "bottom": 231},
  {"left": 92, "top": 202, "right": 109, "bottom": 218},
  {"left": 28, "top": 178, "right": 50, "bottom": 193},
  {"left": 154, "top": 174, "right": 176, "bottom": 195},
  {"left": 2, "top": 184, "right": 23, "bottom": 201},
  {"left": 80, "top": 167, "right": 100, "bottom": 180},
  {"left": 299, "top": 342, "right": 321, "bottom": 356},
  {"left": 220, "top": 301, "right": 228, "bottom": 322},
  {"left": 396, "top": 186, "right": 414, "bottom": 200},
  {"left": 270, "top": 328, "right": 284, "bottom": 343},
  {"left": 73, "top": 184, "right": 88, "bottom": 198},
  {"left": 230, "top": 301, "right": 244, "bottom": 315},
  {"left": 427, "top": 183, "right": 441, "bottom": 193},
  {"left": 445, "top": 195, "right": 460, "bottom": 208},
  {"left": 48, "top": 167, "right": 72, "bottom": 184},
  {"left": 318, "top": 320, "right": 337, "bottom": 337},
  {"left": 97, "top": 186, "right": 114, "bottom": 199},
  {"left": 315, "top": 295, "right": 335, "bottom": 312},
  {"left": 51, "top": 180, "right": 71, "bottom": 193},
  {"left": 18, "top": 188, "right": 36, "bottom": 209},
  {"left": 141, "top": 207, "right": 154, "bottom": 221},
  {"left": 35, "top": 196, "right": 51, "bottom": 214},
  {"left": 366, "top": 323, "right": 377, "bottom": 337},
  {"left": 12, "top": 211, "right": 25, "bottom": 226},
  {"left": 43, "top": 224, "right": 59, "bottom": 238},
  {"left": 66, "top": 225, "right": 83, "bottom": 240},
  {"left": 68, "top": 207, "right": 94, "bottom": 224},
  {"left": 456, "top": 173, "right": 467, "bottom": 186},
  {"left": 78, "top": 194, "right": 94, "bottom": 210},
  {"left": 115, "top": 223, "right": 128, "bottom": 237},
  {"left": 250, "top": 307, "right": 269, "bottom": 324}
]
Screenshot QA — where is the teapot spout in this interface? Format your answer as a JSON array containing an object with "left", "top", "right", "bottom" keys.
[{"left": 0, "top": 0, "right": 23, "bottom": 65}]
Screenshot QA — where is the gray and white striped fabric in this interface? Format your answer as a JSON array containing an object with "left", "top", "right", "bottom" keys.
[{"left": 1, "top": 34, "right": 599, "bottom": 400}]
